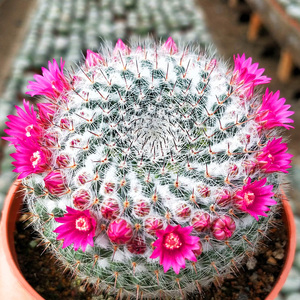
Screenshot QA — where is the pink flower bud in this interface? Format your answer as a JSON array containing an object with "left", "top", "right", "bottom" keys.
[
  {"left": 216, "top": 190, "right": 232, "bottom": 207},
  {"left": 101, "top": 198, "right": 120, "bottom": 220},
  {"left": 103, "top": 182, "right": 115, "bottom": 194},
  {"left": 44, "top": 170, "right": 68, "bottom": 196},
  {"left": 85, "top": 49, "right": 105, "bottom": 67},
  {"left": 77, "top": 172, "right": 92, "bottom": 185},
  {"left": 144, "top": 217, "right": 164, "bottom": 235},
  {"left": 73, "top": 189, "right": 91, "bottom": 210},
  {"left": 197, "top": 185, "right": 210, "bottom": 197},
  {"left": 56, "top": 153, "right": 71, "bottom": 168},
  {"left": 193, "top": 240, "right": 203, "bottom": 256},
  {"left": 60, "top": 118, "right": 72, "bottom": 131},
  {"left": 243, "top": 160, "right": 256, "bottom": 174},
  {"left": 136, "top": 46, "right": 143, "bottom": 53},
  {"left": 161, "top": 37, "right": 178, "bottom": 55},
  {"left": 211, "top": 216, "right": 236, "bottom": 240},
  {"left": 43, "top": 132, "right": 59, "bottom": 148},
  {"left": 70, "top": 138, "right": 81, "bottom": 147},
  {"left": 127, "top": 235, "right": 147, "bottom": 255},
  {"left": 175, "top": 203, "right": 191, "bottom": 219},
  {"left": 191, "top": 212, "right": 211, "bottom": 232},
  {"left": 107, "top": 219, "right": 133, "bottom": 244},
  {"left": 205, "top": 59, "right": 217, "bottom": 71},
  {"left": 134, "top": 200, "right": 150, "bottom": 217},
  {"left": 37, "top": 103, "right": 56, "bottom": 128},
  {"left": 228, "top": 164, "right": 238, "bottom": 176},
  {"left": 113, "top": 39, "right": 131, "bottom": 57}
]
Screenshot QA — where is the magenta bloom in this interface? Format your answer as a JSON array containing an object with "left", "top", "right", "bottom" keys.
[
  {"left": 54, "top": 206, "right": 96, "bottom": 252},
  {"left": 161, "top": 37, "right": 178, "bottom": 55},
  {"left": 85, "top": 49, "right": 105, "bottom": 67},
  {"left": 150, "top": 225, "right": 200, "bottom": 274},
  {"left": 256, "top": 138, "right": 292, "bottom": 173},
  {"left": 234, "top": 178, "right": 276, "bottom": 220},
  {"left": 11, "top": 141, "right": 50, "bottom": 179},
  {"left": 26, "top": 58, "right": 70, "bottom": 99},
  {"left": 113, "top": 39, "right": 131, "bottom": 56},
  {"left": 44, "top": 170, "right": 68, "bottom": 196},
  {"left": 3, "top": 99, "right": 42, "bottom": 146},
  {"left": 232, "top": 54, "right": 271, "bottom": 88},
  {"left": 37, "top": 102, "right": 56, "bottom": 128},
  {"left": 255, "top": 88, "right": 294, "bottom": 130}
]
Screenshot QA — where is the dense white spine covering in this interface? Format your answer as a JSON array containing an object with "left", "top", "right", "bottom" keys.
[{"left": 23, "top": 42, "right": 283, "bottom": 298}]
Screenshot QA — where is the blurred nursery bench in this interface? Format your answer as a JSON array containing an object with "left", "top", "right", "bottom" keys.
[{"left": 245, "top": 0, "right": 300, "bottom": 83}]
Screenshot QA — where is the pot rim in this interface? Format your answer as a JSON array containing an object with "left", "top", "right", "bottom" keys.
[
  {"left": 0, "top": 181, "right": 296, "bottom": 299},
  {"left": 0, "top": 180, "right": 44, "bottom": 299},
  {"left": 265, "top": 190, "right": 296, "bottom": 300}
]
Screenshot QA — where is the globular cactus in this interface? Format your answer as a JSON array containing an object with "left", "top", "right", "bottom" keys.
[{"left": 3, "top": 37, "right": 294, "bottom": 299}]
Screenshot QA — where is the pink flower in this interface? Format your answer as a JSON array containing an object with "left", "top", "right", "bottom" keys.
[
  {"left": 107, "top": 218, "right": 133, "bottom": 244},
  {"left": 11, "top": 141, "right": 50, "bottom": 179},
  {"left": 150, "top": 225, "right": 200, "bottom": 274},
  {"left": 234, "top": 178, "right": 276, "bottom": 220},
  {"left": 26, "top": 58, "right": 70, "bottom": 99},
  {"left": 85, "top": 49, "right": 105, "bottom": 67},
  {"left": 256, "top": 138, "right": 292, "bottom": 173},
  {"left": 3, "top": 100, "right": 42, "bottom": 146},
  {"left": 44, "top": 170, "right": 68, "bottom": 196},
  {"left": 54, "top": 206, "right": 96, "bottom": 252},
  {"left": 113, "top": 39, "right": 131, "bottom": 57},
  {"left": 211, "top": 216, "right": 236, "bottom": 240},
  {"left": 255, "top": 88, "right": 294, "bottom": 130},
  {"left": 37, "top": 102, "right": 56, "bottom": 128},
  {"left": 161, "top": 37, "right": 178, "bottom": 55},
  {"left": 232, "top": 54, "right": 271, "bottom": 88}
]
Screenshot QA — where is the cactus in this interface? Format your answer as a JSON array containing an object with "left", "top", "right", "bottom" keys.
[{"left": 3, "top": 38, "right": 294, "bottom": 298}]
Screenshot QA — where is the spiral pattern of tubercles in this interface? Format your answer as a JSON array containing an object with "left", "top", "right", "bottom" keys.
[{"left": 15, "top": 39, "right": 293, "bottom": 298}]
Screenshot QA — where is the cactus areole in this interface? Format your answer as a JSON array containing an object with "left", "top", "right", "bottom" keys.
[{"left": 3, "top": 38, "right": 294, "bottom": 298}]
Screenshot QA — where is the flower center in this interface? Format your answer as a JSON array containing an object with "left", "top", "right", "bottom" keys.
[
  {"left": 164, "top": 232, "right": 182, "bottom": 250},
  {"left": 75, "top": 216, "right": 91, "bottom": 231},
  {"left": 30, "top": 151, "right": 41, "bottom": 168},
  {"left": 25, "top": 125, "right": 34, "bottom": 137},
  {"left": 244, "top": 191, "right": 255, "bottom": 206}
]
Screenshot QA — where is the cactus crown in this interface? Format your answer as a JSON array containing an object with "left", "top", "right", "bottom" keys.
[{"left": 4, "top": 38, "right": 293, "bottom": 298}]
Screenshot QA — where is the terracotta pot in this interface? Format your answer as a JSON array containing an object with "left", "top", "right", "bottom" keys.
[
  {"left": 0, "top": 180, "right": 43, "bottom": 300},
  {"left": 0, "top": 181, "right": 296, "bottom": 299},
  {"left": 265, "top": 190, "right": 296, "bottom": 300}
]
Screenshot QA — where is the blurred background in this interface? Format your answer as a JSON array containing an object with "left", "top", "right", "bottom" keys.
[{"left": 0, "top": 0, "right": 299, "bottom": 298}]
